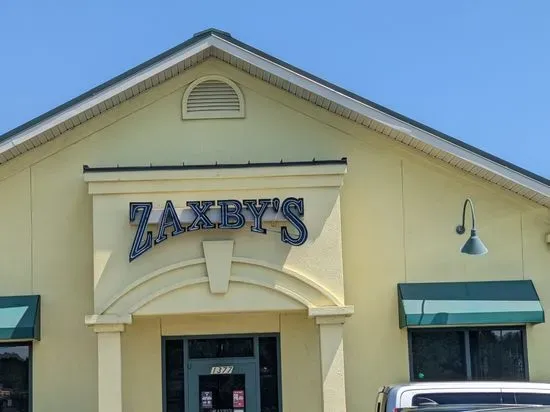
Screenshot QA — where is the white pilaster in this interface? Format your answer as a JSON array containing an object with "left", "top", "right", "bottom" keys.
[
  {"left": 85, "top": 314, "right": 132, "bottom": 412},
  {"left": 316, "top": 314, "right": 350, "bottom": 412}
]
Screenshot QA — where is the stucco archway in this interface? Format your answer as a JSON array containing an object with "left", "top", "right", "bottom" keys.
[
  {"left": 84, "top": 253, "right": 353, "bottom": 412},
  {"left": 98, "top": 255, "right": 346, "bottom": 318}
]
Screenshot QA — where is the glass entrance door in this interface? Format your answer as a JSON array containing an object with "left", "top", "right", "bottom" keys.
[
  {"left": 188, "top": 359, "right": 258, "bottom": 412},
  {"left": 164, "top": 335, "right": 280, "bottom": 412}
]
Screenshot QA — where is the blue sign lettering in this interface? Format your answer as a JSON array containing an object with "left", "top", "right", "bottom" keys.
[
  {"left": 129, "top": 197, "right": 308, "bottom": 262},
  {"left": 129, "top": 202, "right": 154, "bottom": 261}
]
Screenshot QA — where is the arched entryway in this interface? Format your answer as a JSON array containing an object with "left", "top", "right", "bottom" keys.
[{"left": 86, "top": 250, "right": 353, "bottom": 412}]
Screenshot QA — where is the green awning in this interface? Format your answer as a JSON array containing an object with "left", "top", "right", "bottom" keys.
[
  {"left": 0, "top": 295, "right": 40, "bottom": 340},
  {"left": 398, "top": 280, "right": 544, "bottom": 328}
]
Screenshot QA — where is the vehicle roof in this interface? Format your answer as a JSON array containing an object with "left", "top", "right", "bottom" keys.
[
  {"left": 380, "top": 382, "right": 550, "bottom": 393},
  {"left": 473, "top": 408, "right": 550, "bottom": 412},
  {"left": 398, "top": 405, "right": 546, "bottom": 412}
]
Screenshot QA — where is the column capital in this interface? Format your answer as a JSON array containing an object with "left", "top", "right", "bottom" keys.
[
  {"left": 309, "top": 305, "right": 354, "bottom": 325},
  {"left": 85, "top": 314, "right": 132, "bottom": 333}
]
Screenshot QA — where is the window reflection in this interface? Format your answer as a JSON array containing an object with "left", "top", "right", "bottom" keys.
[
  {"left": 188, "top": 338, "right": 254, "bottom": 359},
  {"left": 0, "top": 344, "right": 30, "bottom": 412},
  {"left": 165, "top": 340, "right": 184, "bottom": 412},
  {"left": 259, "top": 337, "right": 279, "bottom": 412},
  {"left": 410, "top": 328, "right": 526, "bottom": 382},
  {"left": 470, "top": 329, "right": 525, "bottom": 380},
  {"left": 411, "top": 330, "right": 467, "bottom": 381}
]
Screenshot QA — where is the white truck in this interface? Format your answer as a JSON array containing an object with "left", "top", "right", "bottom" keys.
[{"left": 376, "top": 382, "right": 550, "bottom": 412}]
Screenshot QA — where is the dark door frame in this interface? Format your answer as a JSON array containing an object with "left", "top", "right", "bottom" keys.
[{"left": 162, "top": 333, "right": 282, "bottom": 412}]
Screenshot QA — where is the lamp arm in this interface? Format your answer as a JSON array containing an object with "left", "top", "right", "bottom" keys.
[
  {"left": 456, "top": 198, "right": 477, "bottom": 234},
  {"left": 462, "top": 198, "right": 476, "bottom": 229}
]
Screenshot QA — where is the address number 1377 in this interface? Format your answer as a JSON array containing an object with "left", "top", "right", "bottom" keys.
[{"left": 210, "top": 366, "right": 234, "bottom": 375}]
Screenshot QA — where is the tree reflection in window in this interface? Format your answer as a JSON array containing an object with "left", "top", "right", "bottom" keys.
[
  {"left": 470, "top": 329, "right": 525, "bottom": 380},
  {"left": 259, "top": 336, "right": 279, "bottom": 412},
  {"left": 411, "top": 330, "right": 467, "bottom": 381},
  {"left": 0, "top": 344, "right": 30, "bottom": 412},
  {"left": 410, "top": 327, "right": 526, "bottom": 382}
]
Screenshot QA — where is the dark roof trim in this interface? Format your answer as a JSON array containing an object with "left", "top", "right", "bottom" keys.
[
  {"left": 82, "top": 157, "right": 348, "bottom": 173},
  {"left": 1, "top": 28, "right": 548, "bottom": 186}
]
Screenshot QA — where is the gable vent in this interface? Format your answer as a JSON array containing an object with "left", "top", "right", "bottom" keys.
[
  {"left": 187, "top": 80, "right": 239, "bottom": 112},
  {"left": 182, "top": 75, "right": 245, "bottom": 120}
]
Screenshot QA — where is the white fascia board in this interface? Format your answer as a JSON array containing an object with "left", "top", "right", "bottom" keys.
[
  {"left": 1, "top": 38, "right": 213, "bottom": 154},
  {"left": 208, "top": 35, "right": 550, "bottom": 198}
]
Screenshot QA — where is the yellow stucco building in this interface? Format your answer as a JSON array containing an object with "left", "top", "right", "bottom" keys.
[{"left": 0, "top": 28, "right": 549, "bottom": 412}]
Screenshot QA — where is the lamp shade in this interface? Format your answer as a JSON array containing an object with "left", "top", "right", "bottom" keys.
[{"left": 460, "top": 229, "right": 488, "bottom": 255}]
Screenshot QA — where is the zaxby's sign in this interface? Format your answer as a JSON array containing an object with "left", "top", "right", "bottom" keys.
[{"left": 129, "top": 197, "right": 308, "bottom": 262}]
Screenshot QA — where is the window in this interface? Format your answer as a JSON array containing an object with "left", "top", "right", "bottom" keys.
[
  {"left": 411, "top": 392, "right": 550, "bottom": 407},
  {"left": 259, "top": 336, "right": 279, "bottom": 412},
  {"left": 412, "top": 392, "right": 503, "bottom": 406},
  {"left": 513, "top": 393, "right": 550, "bottom": 405},
  {"left": 0, "top": 343, "right": 31, "bottom": 412},
  {"left": 410, "top": 330, "right": 467, "bottom": 381},
  {"left": 469, "top": 329, "right": 526, "bottom": 380},
  {"left": 188, "top": 337, "right": 254, "bottom": 359},
  {"left": 409, "top": 327, "right": 527, "bottom": 381},
  {"left": 165, "top": 339, "right": 185, "bottom": 412}
]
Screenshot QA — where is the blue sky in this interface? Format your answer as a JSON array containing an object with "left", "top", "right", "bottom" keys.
[{"left": 1, "top": 1, "right": 548, "bottom": 178}]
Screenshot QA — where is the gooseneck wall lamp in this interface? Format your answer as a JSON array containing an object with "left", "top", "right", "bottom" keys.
[{"left": 455, "top": 198, "right": 488, "bottom": 256}]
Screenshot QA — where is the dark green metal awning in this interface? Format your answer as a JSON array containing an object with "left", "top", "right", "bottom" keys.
[
  {"left": 398, "top": 280, "right": 544, "bottom": 328},
  {"left": 0, "top": 295, "right": 40, "bottom": 340}
]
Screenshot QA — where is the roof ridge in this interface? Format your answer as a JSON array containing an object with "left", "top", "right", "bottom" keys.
[{"left": 192, "top": 28, "right": 232, "bottom": 38}]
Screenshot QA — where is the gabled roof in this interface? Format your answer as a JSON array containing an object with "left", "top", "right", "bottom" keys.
[{"left": 1, "top": 28, "right": 548, "bottom": 207}]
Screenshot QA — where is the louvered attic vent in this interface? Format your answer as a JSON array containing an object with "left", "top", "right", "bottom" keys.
[
  {"left": 182, "top": 75, "right": 245, "bottom": 120},
  {"left": 187, "top": 81, "right": 238, "bottom": 112}
]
